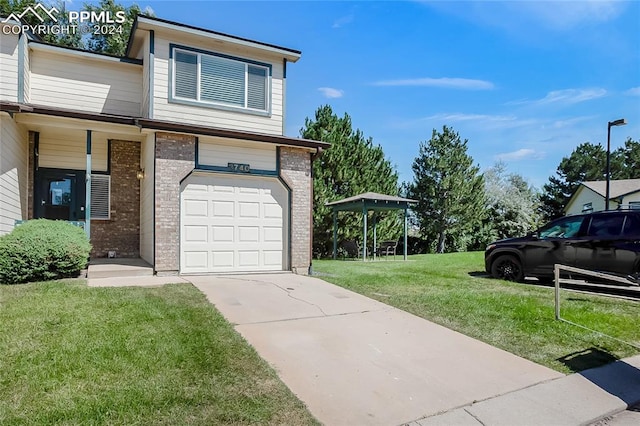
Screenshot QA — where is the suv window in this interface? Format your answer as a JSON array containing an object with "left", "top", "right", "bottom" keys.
[
  {"left": 539, "top": 216, "right": 584, "bottom": 238},
  {"left": 587, "top": 214, "right": 625, "bottom": 237},
  {"left": 622, "top": 214, "right": 640, "bottom": 237}
]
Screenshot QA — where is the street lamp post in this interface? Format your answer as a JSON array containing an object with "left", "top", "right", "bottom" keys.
[{"left": 605, "top": 118, "right": 627, "bottom": 210}]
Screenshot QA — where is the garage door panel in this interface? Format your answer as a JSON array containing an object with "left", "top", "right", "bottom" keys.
[
  {"left": 181, "top": 173, "right": 288, "bottom": 273},
  {"left": 238, "top": 250, "right": 260, "bottom": 267},
  {"left": 238, "top": 226, "right": 260, "bottom": 242},
  {"left": 239, "top": 202, "right": 260, "bottom": 218},
  {"left": 183, "top": 251, "right": 208, "bottom": 269},
  {"left": 211, "top": 251, "right": 234, "bottom": 268},
  {"left": 184, "top": 225, "right": 209, "bottom": 243},
  {"left": 183, "top": 199, "right": 208, "bottom": 217},
  {"left": 212, "top": 201, "right": 234, "bottom": 217},
  {"left": 264, "top": 250, "right": 283, "bottom": 266},
  {"left": 263, "top": 226, "right": 283, "bottom": 242}
]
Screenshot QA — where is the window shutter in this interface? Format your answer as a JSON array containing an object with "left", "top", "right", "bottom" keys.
[
  {"left": 175, "top": 51, "right": 197, "bottom": 99},
  {"left": 201, "top": 55, "right": 245, "bottom": 106},
  {"left": 91, "top": 174, "right": 110, "bottom": 220},
  {"left": 247, "top": 65, "right": 267, "bottom": 110}
]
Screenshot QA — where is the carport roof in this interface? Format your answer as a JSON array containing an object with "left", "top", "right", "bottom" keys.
[{"left": 326, "top": 192, "right": 417, "bottom": 212}]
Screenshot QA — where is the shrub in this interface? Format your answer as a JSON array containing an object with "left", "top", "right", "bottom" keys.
[{"left": 0, "top": 219, "right": 91, "bottom": 284}]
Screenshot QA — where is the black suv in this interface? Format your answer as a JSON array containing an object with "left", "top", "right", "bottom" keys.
[{"left": 485, "top": 210, "right": 640, "bottom": 283}]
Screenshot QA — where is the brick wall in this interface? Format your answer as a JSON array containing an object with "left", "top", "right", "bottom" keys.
[
  {"left": 279, "top": 147, "right": 312, "bottom": 274},
  {"left": 91, "top": 140, "right": 140, "bottom": 258},
  {"left": 154, "top": 132, "right": 196, "bottom": 275}
]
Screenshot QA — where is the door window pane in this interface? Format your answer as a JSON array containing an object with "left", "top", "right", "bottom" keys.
[
  {"left": 587, "top": 215, "right": 625, "bottom": 237},
  {"left": 539, "top": 216, "right": 584, "bottom": 238},
  {"left": 622, "top": 214, "right": 640, "bottom": 237}
]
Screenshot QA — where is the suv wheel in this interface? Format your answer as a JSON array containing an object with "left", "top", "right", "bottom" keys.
[{"left": 491, "top": 255, "right": 524, "bottom": 282}]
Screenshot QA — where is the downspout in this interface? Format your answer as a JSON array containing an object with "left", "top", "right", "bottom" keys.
[{"left": 309, "top": 147, "right": 324, "bottom": 274}]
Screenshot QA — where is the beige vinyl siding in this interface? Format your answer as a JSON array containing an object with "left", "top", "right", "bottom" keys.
[
  {"left": 152, "top": 34, "right": 284, "bottom": 134},
  {"left": 565, "top": 187, "right": 608, "bottom": 215},
  {"left": 141, "top": 31, "right": 150, "bottom": 117},
  {"left": 0, "top": 115, "right": 28, "bottom": 235},
  {"left": 621, "top": 192, "right": 640, "bottom": 206},
  {"left": 30, "top": 50, "right": 142, "bottom": 117},
  {"left": 38, "top": 129, "right": 108, "bottom": 171},
  {"left": 198, "top": 136, "right": 277, "bottom": 171},
  {"left": 22, "top": 36, "right": 30, "bottom": 103},
  {"left": 0, "top": 28, "right": 19, "bottom": 102},
  {"left": 139, "top": 134, "right": 154, "bottom": 264}
]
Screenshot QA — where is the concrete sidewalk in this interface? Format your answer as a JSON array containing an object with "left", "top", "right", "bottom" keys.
[{"left": 190, "top": 273, "right": 568, "bottom": 425}]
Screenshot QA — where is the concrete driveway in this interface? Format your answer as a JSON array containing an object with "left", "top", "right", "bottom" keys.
[{"left": 189, "top": 273, "right": 563, "bottom": 425}]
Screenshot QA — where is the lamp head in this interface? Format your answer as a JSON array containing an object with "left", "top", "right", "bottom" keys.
[{"left": 608, "top": 118, "right": 627, "bottom": 127}]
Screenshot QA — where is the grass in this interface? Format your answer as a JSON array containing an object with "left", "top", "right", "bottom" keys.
[
  {"left": 314, "top": 252, "right": 640, "bottom": 374},
  {"left": 0, "top": 280, "right": 317, "bottom": 425}
]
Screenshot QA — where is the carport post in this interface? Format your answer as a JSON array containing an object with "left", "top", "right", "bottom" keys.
[
  {"left": 372, "top": 213, "right": 377, "bottom": 260},
  {"left": 362, "top": 205, "right": 367, "bottom": 261},
  {"left": 403, "top": 208, "right": 408, "bottom": 260},
  {"left": 332, "top": 210, "right": 337, "bottom": 260}
]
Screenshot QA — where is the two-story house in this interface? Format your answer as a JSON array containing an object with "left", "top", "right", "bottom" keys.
[{"left": 0, "top": 14, "right": 328, "bottom": 275}]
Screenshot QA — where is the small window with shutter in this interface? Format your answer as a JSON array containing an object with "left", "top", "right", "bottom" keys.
[
  {"left": 90, "top": 174, "right": 110, "bottom": 220},
  {"left": 172, "top": 46, "right": 270, "bottom": 113}
]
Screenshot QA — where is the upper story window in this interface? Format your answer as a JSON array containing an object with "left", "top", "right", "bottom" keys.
[{"left": 172, "top": 45, "right": 270, "bottom": 114}]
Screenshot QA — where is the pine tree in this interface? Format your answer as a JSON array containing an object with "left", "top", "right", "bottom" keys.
[
  {"left": 407, "top": 126, "right": 485, "bottom": 253},
  {"left": 301, "top": 105, "right": 400, "bottom": 257}
]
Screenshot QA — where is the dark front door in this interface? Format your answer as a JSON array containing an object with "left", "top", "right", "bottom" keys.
[{"left": 35, "top": 169, "right": 86, "bottom": 221}]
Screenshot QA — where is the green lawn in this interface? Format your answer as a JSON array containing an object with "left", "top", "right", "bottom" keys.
[
  {"left": 314, "top": 252, "right": 640, "bottom": 374},
  {"left": 0, "top": 280, "right": 317, "bottom": 425}
]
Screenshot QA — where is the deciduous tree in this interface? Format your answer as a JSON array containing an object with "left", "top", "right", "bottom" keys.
[{"left": 484, "top": 162, "right": 541, "bottom": 241}]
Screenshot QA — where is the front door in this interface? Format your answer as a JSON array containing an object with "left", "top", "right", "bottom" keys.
[{"left": 35, "top": 169, "right": 86, "bottom": 221}]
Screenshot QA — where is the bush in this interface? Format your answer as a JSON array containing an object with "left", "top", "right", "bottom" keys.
[{"left": 0, "top": 219, "right": 91, "bottom": 284}]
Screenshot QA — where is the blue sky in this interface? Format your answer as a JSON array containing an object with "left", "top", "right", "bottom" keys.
[{"left": 120, "top": 1, "right": 639, "bottom": 188}]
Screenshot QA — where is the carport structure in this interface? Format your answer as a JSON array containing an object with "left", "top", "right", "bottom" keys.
[{"left": 327, "top": 192, "right": 417, "bottom": 261}]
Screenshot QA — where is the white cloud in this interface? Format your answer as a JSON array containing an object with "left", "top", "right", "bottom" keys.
[
  {"left": 333, "top": 14, "right": 354, "bottom": 28},
  {"left": 422, "top": 113, "right": 514, "bottom": 122},
  {"left": 509, "top": 88, "right": 607, "bottom": 106},
  {"left": 372, "top": 77, "right": 494, "bottom": 90},
  {"left": 625, "top": 87, "right": 640, "bottom": 96},
  {"left": 495, "top": 148, "right": 544, "bottom": 162},
  {"left": 317, "top": 87, "right": 344, "bottom": 99}
]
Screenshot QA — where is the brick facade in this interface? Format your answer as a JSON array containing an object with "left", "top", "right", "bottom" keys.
[
  {"left": 90, "top": 140, "right": 141, "bottom": 258},
  {"left": 279, "top": 147, "right": 312, "bottom": 274},
  {"left": 154, "top": 132, "right": 196, "bottom": 275}
]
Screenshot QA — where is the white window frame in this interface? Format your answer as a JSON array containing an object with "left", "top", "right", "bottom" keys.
[{"left": 171, "top": 46, "right": 270, "bottom": 114}]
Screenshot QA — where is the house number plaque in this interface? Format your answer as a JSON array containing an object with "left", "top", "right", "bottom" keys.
[{"left": 228, "top": 162, "right": 251, "bottom": 173}]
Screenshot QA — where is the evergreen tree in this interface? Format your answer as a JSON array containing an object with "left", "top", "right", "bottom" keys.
[
  {"left": 301, "top": 105, "right": 400, "bottom": 257},
  {"left": 1, "top": 0, "right": 146, "bottom": 55},
  {"left": 407, "top": 126, "right": 485, "bottom": 253},
  {"left": 85, "top": 0, "right": 142, "bottom": 56},
  {"left": 617, "top": 138, "right": 640, "bottom": 179},
  {"left": 539, "top": 142, "right": 625, "bottom": 220}
]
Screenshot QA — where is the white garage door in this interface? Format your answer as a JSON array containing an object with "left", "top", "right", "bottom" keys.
[{"left": 180, "top": 173, "right": 288, "bottom": 274}]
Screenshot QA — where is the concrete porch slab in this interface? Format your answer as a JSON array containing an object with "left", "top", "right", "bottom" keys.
[{"left": 88, "top": 258, "right": 153, "bottom": 279}]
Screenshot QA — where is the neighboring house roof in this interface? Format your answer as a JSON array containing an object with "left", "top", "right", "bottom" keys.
[
  {"left": 564, "top": 179, "right": 640, "bottom": 213},
  {"left": 126, "top": 14, "right": 302, "bottom": 62},
  {"left": 0, "top": 101, "right": 329, "bottom": 150},
  {"left": 581, "top": 179, "right": 640, "bottom": 199}
]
